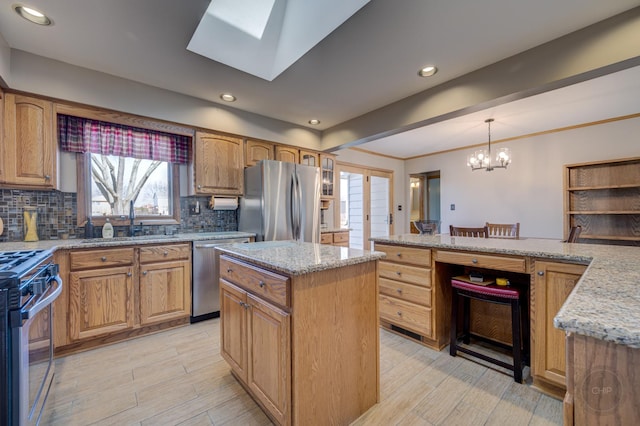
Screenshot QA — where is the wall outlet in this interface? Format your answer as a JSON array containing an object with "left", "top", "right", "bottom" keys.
[{"left": 450, "top": 204, "right": 455, "bottom": 211}]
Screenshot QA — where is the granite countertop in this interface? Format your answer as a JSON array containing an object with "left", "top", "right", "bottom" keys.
[
  {"left": 216, "top": 240, "right": 384, "bottom": 276},
  {"left": 320, "top": 228, "right": 350, "bottom": 233},
  {"left": 0, "top": 231, "right": 256, "bottom": 251},
  {"left": 371, "top": 234, "right": 640, "bottom": 349}
]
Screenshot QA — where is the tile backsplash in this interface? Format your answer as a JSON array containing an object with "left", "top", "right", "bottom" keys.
[{"left": 0, "top": 189, "right": 238, "bottom": 243}]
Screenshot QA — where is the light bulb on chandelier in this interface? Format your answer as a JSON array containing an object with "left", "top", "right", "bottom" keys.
[{"left": 467, "top": 118, "right": 511, "bottom": 171}]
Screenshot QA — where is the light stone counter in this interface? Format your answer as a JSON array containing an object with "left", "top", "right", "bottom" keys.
[
  {"left": 0, "top": 231, "right": 255, "bottom": 252},
  {"left": 371, "top": 234, "right": 640, "bottom": 349},
  {"left": 216, "top": 240, "right": 384, "bottom": 276}
]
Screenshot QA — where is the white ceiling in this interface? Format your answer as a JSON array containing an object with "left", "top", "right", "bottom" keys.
[{"left": 0, "top": 0, "right": 638, "bottom": 158}]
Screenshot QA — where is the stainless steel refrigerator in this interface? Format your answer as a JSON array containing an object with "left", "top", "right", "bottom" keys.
[{"left": 239, "top": 160, "right": 321, "bottom": 242}]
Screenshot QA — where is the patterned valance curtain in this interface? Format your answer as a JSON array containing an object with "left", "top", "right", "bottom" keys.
[{"left": 58, "top": 114, "right": 191, "bottom": 164}]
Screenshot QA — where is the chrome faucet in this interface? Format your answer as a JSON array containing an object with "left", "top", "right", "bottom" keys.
[{"left": 129, "top": 200, "right": 136, "bottom": 237}]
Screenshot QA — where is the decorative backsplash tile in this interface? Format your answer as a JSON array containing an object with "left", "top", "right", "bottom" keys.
[{"left": 0, "top": 189, "right": 238, "bottom": 242}]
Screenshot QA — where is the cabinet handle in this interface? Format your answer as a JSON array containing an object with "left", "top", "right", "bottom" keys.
[
  {"left": 44, "top": 175, "right": 51, "bottom": 180},
  {"left": 472, "top": 258, "right": 478, "bottom": 264},
  {"left": 227, "top": 268, "right": 232, "bottom": 273},
  {"left": 163, "top": 251, "right": 168, "bottom": 256},
  {"left": 259, "top": 281, "right": 265, "bottom": 288},
  {"left": 396, "top": 253, "right": 402, "bottom": 257},
  {"left": 397, "top": 311, "right": 403, "bottom": 317},
  {"left": 197, "top": 185, "right": 202, "bottom": 189},
  {"left": 142, "top": 271, "right": 148, "bottom": 275},
  {"left": 396, "top": 271, "right": 401, "bottom": 275},
  {"left": 538, "top": 271, "right": 545, "bottom": 276},
  {"left": 396, "top": 288, "right": 403, "bottom": 294},
  {"left": 127, "top": 272, "right": 132, "bottom": 277},
  {"left": 101, "top": 256, "right": 107, "bottom": 262}
]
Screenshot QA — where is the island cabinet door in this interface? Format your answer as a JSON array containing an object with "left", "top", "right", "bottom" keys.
[
  {"left": 532, "top": 261, "right": 586, "bottom": 390},
  {"left": 220, "top": 279, "right": 248, "bottom": 382},
  {"left": 247, "top": 293, "right": 291, "bottom": 426}
]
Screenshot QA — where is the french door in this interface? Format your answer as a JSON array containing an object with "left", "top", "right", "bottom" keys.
[{"left": 336, "top": 164, "right": 393, "bottom": 250}]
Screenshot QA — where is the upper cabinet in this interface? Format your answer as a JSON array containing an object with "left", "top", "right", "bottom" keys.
[
  {"left": 564, "top": 157, "right": 640, "bottom": 245},
  {"left": 1, "top": 93, "right": 56, "bottom": 189},
  {"left": 300, "top": 150, "right": 319, "bottom": 167},
  {"left": 275, "top": 145, "right": 299, "bottom": 163},
  {"left": 190, "top": 131, "right": 244, "bottom": 195},
  {"left": 245, "top": 139, "right": 274, "bottom": 167},
  {"left": 320, "top": 153, "right": 336, "bottom": 199}
]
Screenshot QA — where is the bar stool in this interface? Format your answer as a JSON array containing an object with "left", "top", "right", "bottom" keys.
[{"left": 449, "top": 276, "right": 529, "bottom": 383}]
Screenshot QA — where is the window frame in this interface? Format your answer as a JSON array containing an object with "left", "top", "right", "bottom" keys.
[{"left": 77, "top": 152, "right": 181, "bottom": 227}]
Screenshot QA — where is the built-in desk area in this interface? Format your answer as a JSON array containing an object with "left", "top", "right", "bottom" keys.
[{"left": 371, "top": 234, "right": 640, "bottom": 425}]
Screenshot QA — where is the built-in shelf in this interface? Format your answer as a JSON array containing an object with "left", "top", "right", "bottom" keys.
[{"left": 564, "top": 157, "right": 640, "bottom": 246}]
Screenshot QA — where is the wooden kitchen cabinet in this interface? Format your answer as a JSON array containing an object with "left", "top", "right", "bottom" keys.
[
  {"left": 139, "top": 244, "right": 191, "bottom": 325},
  {"left": 190, "top": 131, "right": 243, "bottom": 195},
  {"left": 275, "top": 145, "right": 299, "bottom": 164},
  {"left": 320, "top": 230, "right": 349, "bottom": 247},
  {"left": 245, "top": 139, "right": 274, "bottom": 167},
  {"left": 299, "top": 150, "right": 319, "bottom": 167},
  {"left": 532, "top": 261, "right": 586, "bottom": 397},
  {"left": 320, "top": 154, "right": 336, "bottom": 199},
  {"left": 220, "top": 262, "right": 291, "bottom": 425},
  {"left": 1, "top": 93, "right": 56, "bottom": 189}
]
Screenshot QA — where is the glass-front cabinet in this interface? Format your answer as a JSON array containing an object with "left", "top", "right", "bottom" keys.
[
  {"left": 320, "top": 154, "right": 336, "bottom": 199},
  {"left": 300, "top": 150, "right": 319, "bottom": 167}
]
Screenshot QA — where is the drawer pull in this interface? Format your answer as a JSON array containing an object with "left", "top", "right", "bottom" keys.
[
  {"left": 538, "top": 271, "right": 545, "bottom": 276},
  {"left": 259, "top": 281, "right": 265, "bottom": 288},
  {"left": 142, "top": 271, "right": 148, "bottom": 275},
  {"left": 227, "top": 268, "right": 232, "bottom": 273},
  {"left": 163, "top": 251, "right": 169, "bottom": 256},
  {"left": 396, "top": 288, "right": 403, "bottom": 294},
  {"left": 472, "top": 258, "right": 478, "bottom": 264},
  {"left": 396, "top": 253, "right": 402, "bottom": 257},
  {"left": 127, "top": 272, "right": 132, "bottom": 277},
  {"left": 396, "top": 271, "right": 401, "bottom": 275},
  {"left": 397, "top": 311, "right": 403, "bottom": 317},
  {"left": 101, "top": 256, "right": 107, "bottom": 262}
]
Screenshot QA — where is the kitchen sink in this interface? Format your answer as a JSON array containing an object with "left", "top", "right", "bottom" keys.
[{"left": 81, "top": 234, "right": 177, "bottom": 243}]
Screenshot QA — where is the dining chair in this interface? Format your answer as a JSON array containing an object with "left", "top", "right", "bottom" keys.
[
  {"left": 449, "top": 225, "right": 489, "bottom": 238},
  {"left": 485, "top": 222, "right": 520, "bottom": 239},
  {"left": 566, "top": 225, "right": 582, "bottom": 243}
]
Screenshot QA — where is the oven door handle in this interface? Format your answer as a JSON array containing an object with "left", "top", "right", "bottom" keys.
[{"left": 21, "top": 275, "right": 62, "bottom": 321}]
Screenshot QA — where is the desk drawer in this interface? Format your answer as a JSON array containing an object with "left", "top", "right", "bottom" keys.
[
  {"left": 140, "top": 243, "right": 191, "bottom": 263},
  {"left": 375, "top": 244, "right": 431, "bottom": 267},
  {"left": 435, "top": 250, "right": 527, "bottom": 273},
  {"left": 379, "top": 278, "right": 431, "bottom": 307},
  {"left": 379, "top": 295, "right": 432, "bottom": 336},
  {"left": 70, "top": 248, "right": 134, "bottom": 270},
  {"left": 220, "top": 255, "right": 290, "bottom": 308},
  {"left": 379, "top": 261, "right": 431, "bottom": 287}
]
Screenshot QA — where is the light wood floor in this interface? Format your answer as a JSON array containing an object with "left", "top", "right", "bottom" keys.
[{"left": 44, "top": 319, "right": 562, "bottom": 425}]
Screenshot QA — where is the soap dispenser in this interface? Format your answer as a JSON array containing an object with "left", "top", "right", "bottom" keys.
[{"left": 102, "top": 218, "right": 114, "bottom": 239}]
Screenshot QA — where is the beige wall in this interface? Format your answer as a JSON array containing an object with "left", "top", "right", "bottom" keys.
[
  {"left": 404, "top": 116, "right": 640, "bottom": 239},
  {"left": 0, "top": 33, "right": 10, "bottom": 86}
]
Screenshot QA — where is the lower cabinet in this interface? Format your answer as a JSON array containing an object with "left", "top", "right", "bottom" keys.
[
  {"left": 320, "top": 230, "right": 349, "bottom": 247},
  {"left": 532, "top": 261, "right": 587, "bottom": 396},
  {"left": 221, "top": 279, "right": 291, "bottom": 425},
  {"left": 58, "top": 243, "right": 191, "bottom": 352}
]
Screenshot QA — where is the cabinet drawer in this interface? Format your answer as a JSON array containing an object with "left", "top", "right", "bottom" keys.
[
  {"left": 220, "top": 256, "right": 290, "bottom": 308},
  {"left": 379, "top": 278, "right": 431, "bottom": 307},
  {"left": 379, "top": 261, "right": 431, "bottom": 287},
  {"left": 140, "top": 243, "right": 191, "bottom": 263},
  {"left": 435, "top": 250, "right": 527, "bottom": 273},
  {"left": 333, "top": 231, "right": 349, "bottom": 243},
  {"left": 374, "top": 244, "right": 430, "bottom": 267},
  {"left": 320, "top": 233, "right": 333, "bottom": 244},
  {"left": 70, "top": 248, "right": 135, "bottom": 270},
  {"left": 379, "top": 295, "right": 432, "bottom": 336}
]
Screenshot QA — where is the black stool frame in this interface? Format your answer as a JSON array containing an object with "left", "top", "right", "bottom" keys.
[{"left": 450, "top": 286, "right": 529, "bottom": 383}]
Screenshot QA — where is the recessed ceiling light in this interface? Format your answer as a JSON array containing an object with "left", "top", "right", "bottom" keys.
[
  {"left": 13, "top": 4, "right": 51, "bottom": 25},
  {"left": 418, "top": 65, "right": 437, "bottom": 77},
  {"left": 308, "top": 119, "right": 320, "bottom": 125},
  {"left": 220, "top": 93, "right": 236, "bottom": 102}
]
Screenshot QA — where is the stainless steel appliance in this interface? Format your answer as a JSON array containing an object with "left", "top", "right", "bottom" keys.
[
  {"left": 1, "top": 249, "right": 62, "bottom": 426},
  {"left": 191, "top": 237, "right": 250, "bottom": 322},
  {"left": 239, "top": 160, "right": 321, "bottom": 242}
]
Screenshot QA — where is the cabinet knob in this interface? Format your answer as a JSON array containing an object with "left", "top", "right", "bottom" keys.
[
  {"left": 396, "top": 271, "right": 401, "bottom": 275},
  {"left": 396, "top": 288, "right": 403, "bottom": 294},
  {"left": 396, "top": 253, "right": 402, "bottom": 257},
  {"left": 101, "top": 256, "right": 107, "bottom": 262},
  {"left": 259, "top": 281, "right": 265, "bottom": 288},
  {"left": 397, "top": 311, "right": 403, "bottom": 317},
  {"left": 127, "top": 272, "right": 132, "bottom": 277},
  {"left": 472, "top": 258, "right": 478, "bottom": 264},
  {"left": 197, "top": 185, "right": 202, "bottom": 189},
  {"left": 227, "top": 268, "right": 232, "bottom": 273},
  {"left": 538, "top": 271, "right": 545, "bottom": 276},
  {"left": 44, "top": 175, "right": 51, "bottom": 180},
  {"left": 163, "top": 251, "right": 168, "bottom": 256},
  {"left": 142, "top": 271, "right": 148, "bottom": 275}
]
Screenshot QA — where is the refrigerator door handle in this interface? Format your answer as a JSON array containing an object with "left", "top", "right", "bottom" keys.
[
  {"left": 295, "top": 171, "right": 304, "bottom": 241},
  {"left": 291, "top": 173, "right": 299, "bottom": 240}
]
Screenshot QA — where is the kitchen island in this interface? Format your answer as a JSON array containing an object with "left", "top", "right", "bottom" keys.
[
  {"left": 216, "top": 241, "right": 384, "bottom": 426},
  {"left": 370, "top": 233, "right": 640, "bottom": 425}
]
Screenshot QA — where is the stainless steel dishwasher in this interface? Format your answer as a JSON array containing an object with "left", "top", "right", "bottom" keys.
[{"left": 191, "top": 237, "right": 250, "bottom": 322}]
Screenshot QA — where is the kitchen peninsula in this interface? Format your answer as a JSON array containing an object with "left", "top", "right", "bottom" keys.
[
  {"left": 371, "top": 233, "right": 640, "bottom": 425},
  {"left": 215, "top": 241, "right": 384, "bottom": 426}
]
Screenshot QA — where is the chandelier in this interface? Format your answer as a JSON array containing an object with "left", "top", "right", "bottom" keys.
[{"left": 467, "top": 118, "right": 511, "bottom": 171}]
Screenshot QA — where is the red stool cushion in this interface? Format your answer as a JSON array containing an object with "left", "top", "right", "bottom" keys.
[{"left": 451, "top": 279, "right": 520, "bottom": 299}]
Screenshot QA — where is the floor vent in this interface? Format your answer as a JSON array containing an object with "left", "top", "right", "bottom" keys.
[{"left": 390, "top": 324, "right": 422, "bottom": 341}]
